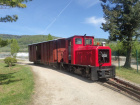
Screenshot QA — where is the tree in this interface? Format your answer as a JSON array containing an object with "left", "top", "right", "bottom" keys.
[
  {"left": 10, "top": 39, "right": 19, "bottom": 58},
  {"left": 100, "top": 0, "right": 140, "bottom": 68},
  {"left": 0, "top": 0, "right": 31, "bottom": 22},
  {"left": 0, "top": 38, "right": 8, "bottom": 47},
  {"left": 47, "top": 34, "right": 53, "bottom": 41},
  {"left": 4, "top": 57, "right": 17, "bottom": 70}
]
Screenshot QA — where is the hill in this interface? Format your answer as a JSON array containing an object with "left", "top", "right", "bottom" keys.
[
  {"left": 0, "top": 34, "right": 59, "bottom": 44},
  {"left": 0, "top": 34, "right": 59, "bottom": 52},
  {"left": 0, "top": 34, "right": 107, "bottom": 52}
]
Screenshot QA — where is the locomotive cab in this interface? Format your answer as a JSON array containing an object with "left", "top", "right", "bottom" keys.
[{"left": 64, "top": 35, "right": 94, "bottom": 64}]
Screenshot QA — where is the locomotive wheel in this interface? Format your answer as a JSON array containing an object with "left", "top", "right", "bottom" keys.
[{"left": 81, "top": 69, "right": 86, "bottom": 77}]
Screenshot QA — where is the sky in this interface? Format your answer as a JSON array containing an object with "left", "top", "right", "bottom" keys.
[{"left": 0, "top": 0, "right": 109, "bottom": 39}]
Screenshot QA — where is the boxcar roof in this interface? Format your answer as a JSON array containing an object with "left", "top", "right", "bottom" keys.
[{"left": 28, "top": 38, "right": 65, "bottom": 46}]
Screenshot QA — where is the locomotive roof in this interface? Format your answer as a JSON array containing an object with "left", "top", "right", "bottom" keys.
[{"left": 66, "top": 35, "right": 94, "bottom": 39}]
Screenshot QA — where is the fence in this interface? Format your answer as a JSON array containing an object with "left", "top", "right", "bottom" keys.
[{"left": 112, "top": 50, "right": 139, "bottom": 72}]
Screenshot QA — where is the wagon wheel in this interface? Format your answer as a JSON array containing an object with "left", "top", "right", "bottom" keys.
[{"left": 59, "top": 62, "right": 63, "bottom": 70}]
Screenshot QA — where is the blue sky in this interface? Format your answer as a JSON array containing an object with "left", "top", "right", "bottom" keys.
[{"left": 0, "top": 0, "right": 109, "bottom": 39}]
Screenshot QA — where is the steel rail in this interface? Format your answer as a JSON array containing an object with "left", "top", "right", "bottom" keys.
[
  {"left": 107, "top": 78, "right": 140, "bottom": 100},
  {"left": 111, "top": 78, "right": 140, "bottom": 92}
]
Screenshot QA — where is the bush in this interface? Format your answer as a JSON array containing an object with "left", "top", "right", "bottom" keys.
[
  {"left": 4, "top": 57, "right": 17, "bottom": 67},
  {"left": 107, "top": 41, "right": 126, "bottom": 56}
]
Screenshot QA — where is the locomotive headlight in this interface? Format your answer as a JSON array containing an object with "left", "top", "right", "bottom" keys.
[{"left": 102, "top": 42, "right": 106, "bottom": 46}]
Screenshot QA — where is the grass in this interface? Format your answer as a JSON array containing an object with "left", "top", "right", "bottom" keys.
[
  {"left": 0, "top": 60, "right": 34, "bottom": 105},
  {"left": 116, "top": 67, "right": 140, "bottom": 84}
]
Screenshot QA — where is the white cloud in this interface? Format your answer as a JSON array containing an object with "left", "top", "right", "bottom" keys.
[
  {"left": 85, "top": 16, "right": 105, "bottom": 25},
  {"left": 76, "top": 0, "right": 100, "bottom": 8}
]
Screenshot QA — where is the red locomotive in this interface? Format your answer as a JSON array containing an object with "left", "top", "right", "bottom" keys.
[{"left": 28, "top": 35, "right": 115, "bottom": 81}]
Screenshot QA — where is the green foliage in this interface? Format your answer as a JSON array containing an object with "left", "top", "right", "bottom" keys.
[
  {"left": 131, "top": 41, "right": 140, "bottom": 59},
  {"left": 107, "top": 40, "right": 140, "bottom": 59},
  {"left": 0, "top": 15, "right": 18, "bottom": 22},
  {"left": 0, "top": 34, "right": 59, "bottom": 52},
  {"left": 107, "top": 41, "right": 126, "bottom": 56},
  {"left": 94, "top": 38, "right": 107, "bottom": 42},
  {"left": 101, "top": 0, "right": 140, "bottom": 68},
  {"left": 0, "top": 0, "right": 31, "bottom": 8},
  {"left": 10, "top": 39, "right": 20, "bottom": 57},
  {"left": 0, "top": 46, "right": 10, "bottom": 52},
  {"left": 0, "top": 0, "right": 32, "bottom": 22},
  {"left": 0, "top": 38, "right": 8, "bottom": 47},
  {"left": 47, "top": 34, "right": 53, "bottom": 41},
  {"left": 4, "top": 57, "right": 17, "bottom": 67},
  {"left": 101, "top": 0, "right": 140, "bottom": 42}
]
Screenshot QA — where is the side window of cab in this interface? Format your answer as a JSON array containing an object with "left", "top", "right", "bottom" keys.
[
  {"left": 85, "top": 39, "right": 92, "bottom": 45},
  {"left": 75, "top": 38, "right": 82, "bottom": 44}
]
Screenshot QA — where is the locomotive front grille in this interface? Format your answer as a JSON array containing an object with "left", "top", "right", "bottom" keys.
[{"left": 98, "top": 49, "right": 109, "bottom": 63}]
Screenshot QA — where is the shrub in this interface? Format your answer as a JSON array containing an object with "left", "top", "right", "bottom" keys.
[
  {"left": 4, "top": 57, "right": 17, "bottom": 68},
  {"left": 107, "top": 41, "right": 126, "bottom": 56}
]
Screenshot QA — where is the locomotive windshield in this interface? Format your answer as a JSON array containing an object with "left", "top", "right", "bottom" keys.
[
  {"left": 75, "top": 38, "right": 82, "bottom": 44},
  {"left": 85, "top": 39, "right": 92, "bottom": 45}
]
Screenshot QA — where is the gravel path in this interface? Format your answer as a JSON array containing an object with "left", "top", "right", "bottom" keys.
[{"left": 21, "top": 62, "right": 139, "bottom": 105}]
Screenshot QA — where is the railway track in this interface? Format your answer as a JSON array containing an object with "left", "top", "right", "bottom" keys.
[
  {"left": 106, "top": 78, "right": 140, "bottom": 100},
  {"left": 60, "top": 68, "right": 140, "bottom": 101}
]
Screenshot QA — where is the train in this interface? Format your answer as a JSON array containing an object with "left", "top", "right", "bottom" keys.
[{"left": 28, "top": 35, "right": 115, "bottom": 81}]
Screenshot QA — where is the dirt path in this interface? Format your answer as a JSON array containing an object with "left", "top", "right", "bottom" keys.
[{"left": 19, "top": 60, "right": 140, "bottom": 105}]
